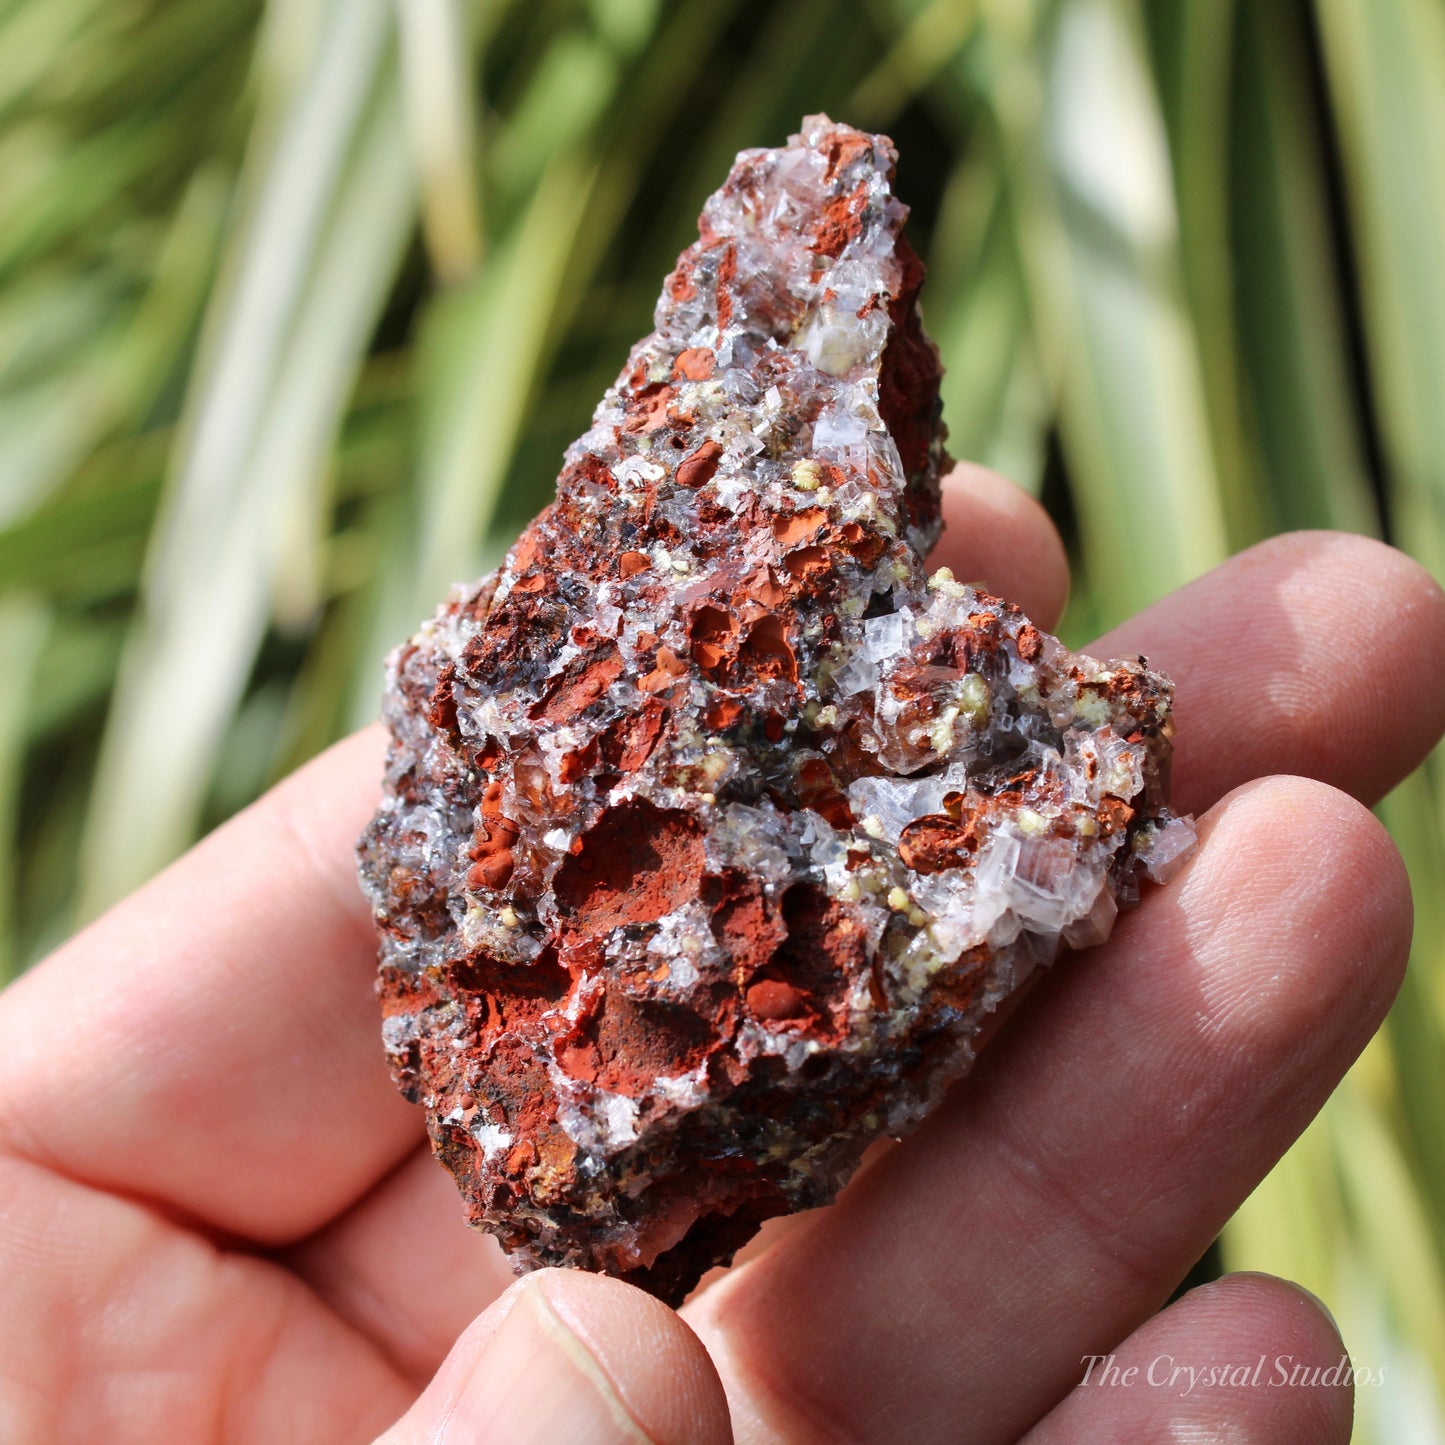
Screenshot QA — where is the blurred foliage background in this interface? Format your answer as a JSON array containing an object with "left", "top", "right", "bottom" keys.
[{"left": 1, "top": 0, "right": 1443, "bottom": 1434}]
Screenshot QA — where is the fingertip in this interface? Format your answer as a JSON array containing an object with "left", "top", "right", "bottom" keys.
[
  {"left": 932, "top": 462, "right": 1070, "bottom": 630},
  {"left": 381, "top": 1269, "right": 732, "bottom": 1445},
  {"left": 534, "top": 1270, "right": 733, "bottom": 1445},
  {"left": 1182, "top": 1272, "right": 1356, "bottom": 1444},
  {"left": 1270, "top": 528, "right": 1445, "bottom": 707},
  {"left": 1192, "top": 775, "right": 1413, "bottom": 1033},
  {"left": 1110, "top": 529, "right": 1445, "bottom": 814},
  {"left": 1267, "top": 527, "right": 1445, "bottom": 618},
  {"left": 1025, "top": 1270, "right": 1355, "bottom": 1445}
]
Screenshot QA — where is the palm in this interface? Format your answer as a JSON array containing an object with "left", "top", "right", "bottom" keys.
[{"left": 2, "top": 465, "right": 1441, "bottom": 1444}]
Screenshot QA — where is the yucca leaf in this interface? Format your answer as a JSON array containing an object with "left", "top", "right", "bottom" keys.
[
  {"left": 1378, "top": 775, "right": 1445, "bottom": 1263},
  {"left": 77, "top": 0, "right": 409, "bottom": 918},
  {"left": 1332, "top": 1083, "right": 1445, "bottom": 1432},
  {"left": 852, "top": 0, "right": 980, "bottom": 123},
  {"left": 1230, "top": 0, "right": 1379, "bottom": 537},
  {"left": 1314, "top": 0, "right": 1445, "bottom": 582},
  {"left": 396, "top": 0, "right": 482, "bottom": 283},
  {"left": 1145, "top": 0, "right": 1269, "bottom": 550},
  {"left": 979, "top": 0, "right": 1229, "bottom": 625},
  {"left": 927, "top": 154, "right": 1050, "bottom": 495}
]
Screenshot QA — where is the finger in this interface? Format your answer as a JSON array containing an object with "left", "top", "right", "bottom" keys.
[
  {"left": 0, "top": 726, "right": 421, "bottom": 1243},
  {"left": 931, "top": 461, "right": 1071, "bottom": 629},
  {"left": 1094, "top": 530, "right": 1445, "bottom": 815},
  {"left": 684, "top": 777, "right": 1410, "bottom": 1445},
  {"left": 1021, "top": 1274, "right": 1354, "bottom": 1445},
  {"left": 375, "top": 1270, "right": 732, "bottom": 1445}
]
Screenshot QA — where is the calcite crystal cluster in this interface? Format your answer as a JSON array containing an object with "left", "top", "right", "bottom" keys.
[{"left": 359, "top": 116, "right": 1194, "bottom": 1304}]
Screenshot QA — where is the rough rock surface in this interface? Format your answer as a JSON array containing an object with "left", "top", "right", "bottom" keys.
[{"left": 358, "top": 116, "right": 1195, "bottom": 1305}]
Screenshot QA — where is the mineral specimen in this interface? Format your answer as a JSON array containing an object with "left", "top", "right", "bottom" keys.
[{"left": 359, "top": 115, "right": 1194, "bottom": 1305}]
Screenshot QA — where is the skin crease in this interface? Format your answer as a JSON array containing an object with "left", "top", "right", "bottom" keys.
[{"left": 0, "top": 464, "right": 1441, "bottom": 1442}]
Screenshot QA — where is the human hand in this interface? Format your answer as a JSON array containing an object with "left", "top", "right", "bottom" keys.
[{"left": 1, "top": 464, "right": 1441, "bottom": 1443}]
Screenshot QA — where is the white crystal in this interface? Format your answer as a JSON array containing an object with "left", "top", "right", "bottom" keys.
[
  {"left": 1061, "top": 879, "right": 1118, "bottom": 949},
  {"left": 471, "top": 1120, "right": 515, "bottom": 1159},
  {"left": 847, "top": 768, "right": 966, "bottom": 843},
  {"left": 832, "top": 655, "right": 879, "bottom": 697},
  {"left": 858, "top": 610, "right": 908, "bottom": 663},
  {"left": 1138, "top": 815, "right": 1197, "bottom": 884},
  {"left": 812, "top": 406, "right": 869, "bottom": 451}
]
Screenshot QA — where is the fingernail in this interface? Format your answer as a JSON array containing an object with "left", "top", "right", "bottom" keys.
[{"left": 441, "top": 1273, "right": 653, "bottom": 1444}]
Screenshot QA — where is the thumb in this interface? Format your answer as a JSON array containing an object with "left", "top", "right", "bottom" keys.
[{"left": 375, "top": 1267, "right": 733, "bottom": 1444}]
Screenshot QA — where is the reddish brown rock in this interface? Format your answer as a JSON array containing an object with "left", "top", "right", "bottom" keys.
[{"left": 358, "top": 116, "right": 1194, "bottom": 1305}]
